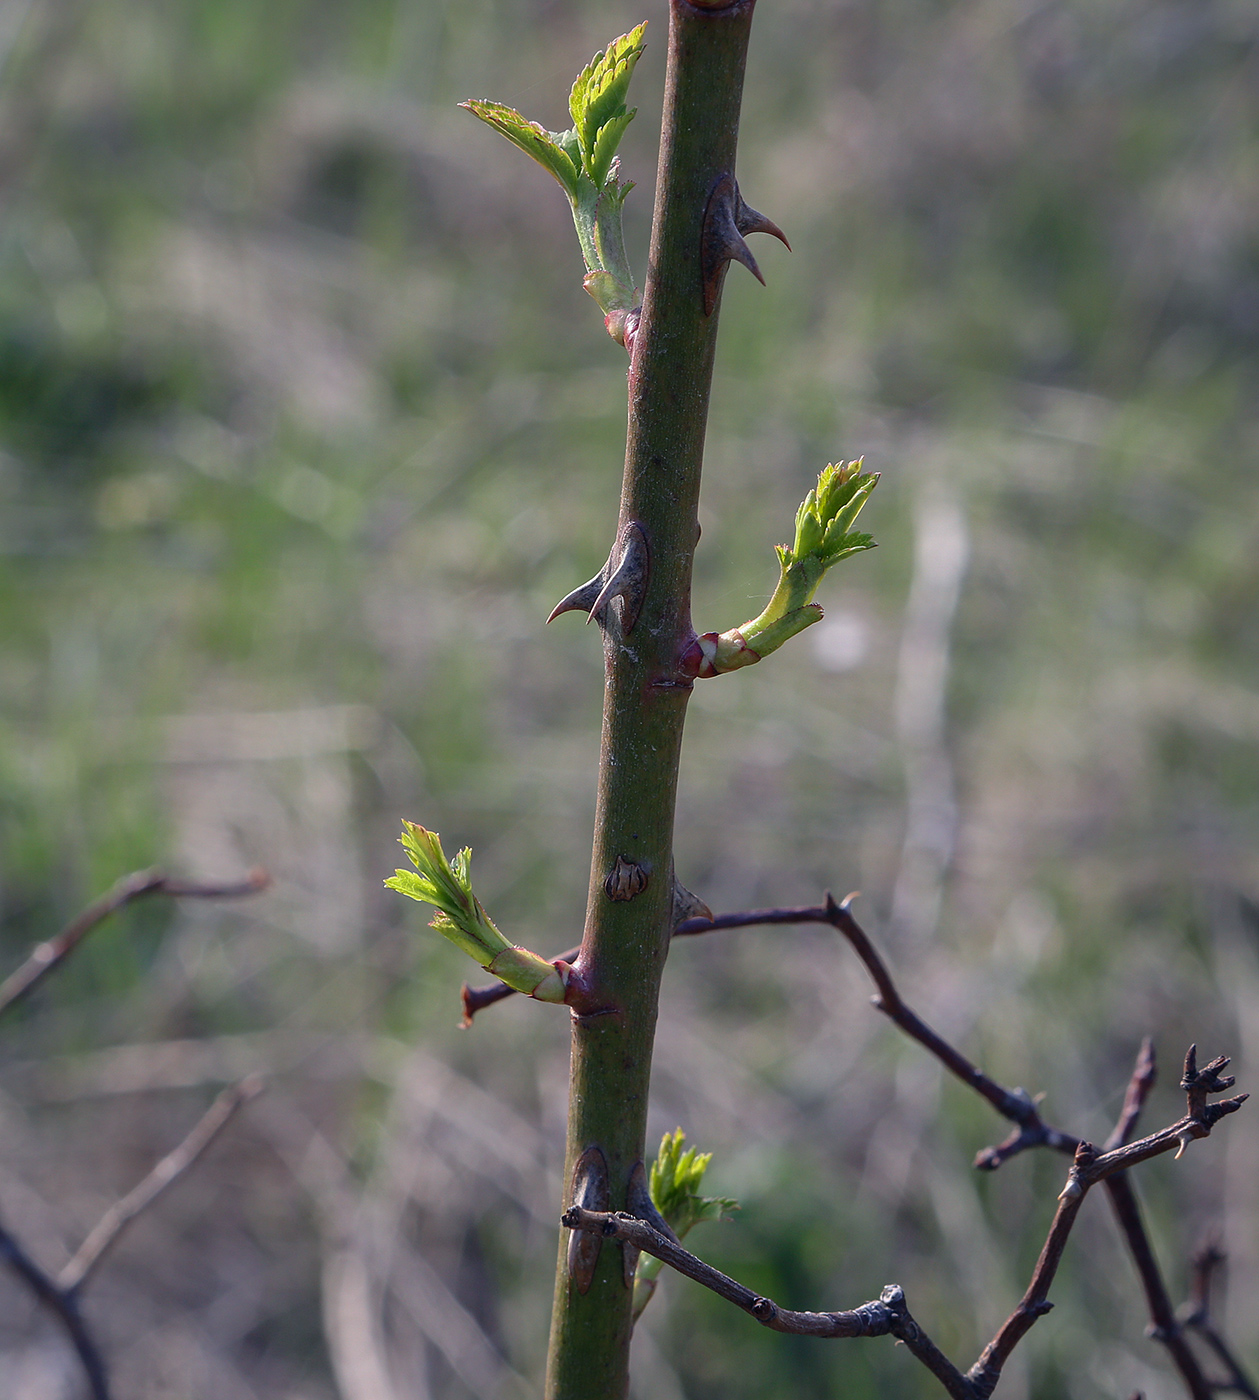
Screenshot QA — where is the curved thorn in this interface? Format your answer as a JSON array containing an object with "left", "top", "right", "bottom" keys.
[
  {"left": 726, "top": 231, "right": 764, "bottom": 286},
  {"left": 671, "top": 875, "right": 713, "bottom": 929},
  {"left": 547, "top": 571, "right": 606, "bottom": 624},
  {"left": 735, "top": 196, "right": 791, "bottom": 252},
  {"left": 587, "top": 523, "right": 650, "bottom": 633},
  {"left": 701, "top": 174, "right": 787, "bottom": 314}
]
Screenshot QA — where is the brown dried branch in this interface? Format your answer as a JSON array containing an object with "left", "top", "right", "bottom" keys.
[
  {"left": 566, "top": 1058, "right": 1242, "bottom": 1400},
  {"left": 1106, "top": 1036, "right": 1158, "bottom": 1151},
  {"left": 1094, "top": 1040, "right": 1214, "bottom": 1400},
  {"left": 0, "top": 867, "right": 270, "bottom": 1018},
  {"left": 489, "top": 894, "right": 1247, "bottom": 1400},
  {"left": 0, "top": 1218, "right": 111, "bottom": 1400},
  {"left": 561, "top": 1206, "right": 972, "bottom": 1399},
  {"left": 0, "top": 1078, "right": 261, "bottom": 1400},
  {"left": 823, "top": 895, "right": 1079, "bottom": 1164},
  {"left": 968, "top": 1062, "right": 1246, "bottom": 1398},
  {"left": 1104, "top": 1175, "right": 1212, "bottom": 1400},
  {"left": 58, "top": 1076, "right": 264, "bottom": 1293},
  {"left": 1181, "top": 1242, "right": 1259, "bottom": 1400}
]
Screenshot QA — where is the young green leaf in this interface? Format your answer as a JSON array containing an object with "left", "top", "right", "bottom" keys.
[
  {"left": 687, "top": 460, "right": 879, "bottom": 677},
  {"left": 386, "top": 822, "right": 567, "bottom": 1002},
  {"left": 634, "top": 1130, "right": 738, "bottom": 1323},
  {"left": 569, "top": 23, "right": 647, "bottom": 172},
  {"left": 649, "top": 1129, "right": 738, "bottom": 1238},
  {"left": 458, "top": 100, "right": 580, "bottom": 198},
  {"left": 588, "top": 111, "right": 636, "bottom": 188}
]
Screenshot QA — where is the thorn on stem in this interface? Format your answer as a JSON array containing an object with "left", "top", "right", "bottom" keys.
[
  {"left": 547, "top": 523, "right": 650, "bottom": 634},
  {"left": 701, "top": 173, "right": 790, "bottom": 315},
  {"left": 567, "top": 1146, "right": 609, "bottom": 1295}
]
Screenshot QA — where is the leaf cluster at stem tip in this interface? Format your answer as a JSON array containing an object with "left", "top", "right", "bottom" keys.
[
  {"left": 460, "top": 24, "right": 645, "bottom": 199},
  {"left": 782, "top": 458, "right": 878, "bottom": 572},
  {"left": 459, "top": 25, "right": 648, "bottom": 332},
  {"left": 386, "top": 822, "right": 509, "bottom": 965},
  {"left": 688, "top": 460, "right": 879, "bottom": 677},
  {"left": 649, "top": 1129, "right": 739, "bottom": 1237}
]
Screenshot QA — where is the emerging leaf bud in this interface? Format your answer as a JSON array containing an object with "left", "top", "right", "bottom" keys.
[
  {"left": 689, "top": 461, "right": 878, "bottom": 676},
  {"left": 386, "top": 822, "right": 569, "bottom": 1002}
]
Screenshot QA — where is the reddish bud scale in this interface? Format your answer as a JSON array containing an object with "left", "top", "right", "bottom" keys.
[
  {"left": 605, "top": 307, "right": 642, "bottom": 353},
  {"left": 680, "top": 630, "right": 760, "bottom": 678}
]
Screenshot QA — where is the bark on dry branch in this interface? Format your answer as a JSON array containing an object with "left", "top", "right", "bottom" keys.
[
  {"left": 1181, "top": 1243, "right": 1259, "bottom": 1399},
  {"left": 0, "top": 1220, "right": 110, "bottom": 1400},
  {"left": 57, "top": 1077, "right": 264, "bottom": 1292},
  {"left": 0, "top": 1078, "right": 261, "bottom": 1400},
  {"left": 561, "top": 1206, "right": 971, "bottom": 1399},
  {"left": 0, "top": 867, "right": 269, "bottom": 1017},
  {"left": 563, "top": 1057, "right": 1245, "bottom": 1400}
]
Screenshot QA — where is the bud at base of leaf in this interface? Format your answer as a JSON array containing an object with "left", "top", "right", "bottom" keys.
[
  {"left": 604, "top": 306, "right": 641, "bottom": 352},
  {"left": 486, "top": 945, "right": 570, "bottom": 1002}
]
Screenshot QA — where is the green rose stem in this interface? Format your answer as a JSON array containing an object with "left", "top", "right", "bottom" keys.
[
  {"left": 543, "top": 3, "right": 767, "bottom": 1396},
  {"left": 435, "top": 3, "right": 867, "bottom": 1393}
]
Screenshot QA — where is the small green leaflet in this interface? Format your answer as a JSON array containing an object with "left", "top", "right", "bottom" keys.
[
  {"left": 569, "top": 23, "right": 647, "bottom": 175},
  {"left": 459, "top": 100, "right": 579, "bottom": 198}
]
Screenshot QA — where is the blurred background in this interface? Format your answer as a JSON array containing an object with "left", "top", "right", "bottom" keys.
[{"left": 1, "top": 0, "right": 1257, "bottom": 1396}]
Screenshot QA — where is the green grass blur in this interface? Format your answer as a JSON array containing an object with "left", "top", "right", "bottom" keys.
[{"left": 1, "top": 1, "right": 1257, "bottom": 1397}]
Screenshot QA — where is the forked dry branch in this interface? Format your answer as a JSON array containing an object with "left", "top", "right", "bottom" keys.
[
  {"left": 558, "top": 901, "right": 1247, "bottom": 1398},
  {"left": 0, "top": 870, "right": 267, "bottom": 1400},
  {"left": 467, "top": 893, "right": 1251, "bottom": 1397}
]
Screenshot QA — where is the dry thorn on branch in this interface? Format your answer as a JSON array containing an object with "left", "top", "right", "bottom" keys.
[{"left": 0, "top": 866, "right": 270, "bottom": 1017}]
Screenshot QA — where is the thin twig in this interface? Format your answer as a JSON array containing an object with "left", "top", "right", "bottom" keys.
[
  {"left": 824, "top": 895, "right": 1078, "bottom": 1160},
  {"left": 965, "top": 1143, "right": 1090, "bottom": 1397},
  {"left": 967, "top": 1060, "right": 1247, "bottom": 1399},
  {"left": 1104, "top": 1175, "right": 1212, "bottom": 1400},
  {"left": 0, "top": 867, "right": 269, "bottom": 1018},
  {"left": 1182, "top": 1243, "right": 1259, "bottom": 1400},
  {"left": 1105, "top": 1037, "right": 1158, "bottom": 1151},
  {"left": 561, "top": 1206, "right": 972, "bottom": 1399},
  {"left": 58, "top": 1076, "right": 264, "bottom": 1293},
  {"left": 1092, "top": 1040, "right": 1215, "bottom": 1400},
  {"left": 0, "top": 1219, "right": 111, "bottom": 1400}
]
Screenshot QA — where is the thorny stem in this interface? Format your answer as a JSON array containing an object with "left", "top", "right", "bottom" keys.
[{"left": 544, "top": 3, "right": 766, "bottom": 1396}]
